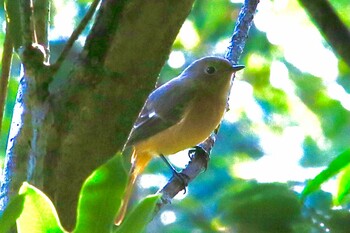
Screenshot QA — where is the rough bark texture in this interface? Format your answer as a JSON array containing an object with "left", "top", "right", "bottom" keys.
[{"left": 2, "top": 0, "right": 195, "bottom": 230}]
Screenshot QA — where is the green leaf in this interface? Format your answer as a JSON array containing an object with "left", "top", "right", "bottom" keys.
[
  {"left": 115, "top": 194, "right": 160, "bottom": 233},
  {"left": 0, "top": 194, "right": 25, "bottom": 233},
  {"left": 17, "top": 182, "right": 65, "bottom": 233},
  {"left": 73, "top": 153, "right": 128, "bottom": 233},
  {"left": 301, "top": 149, "right": 350, "bottom": 199},
  {"left": 335, "top": 164, "right": 350, "bottom": 205}
]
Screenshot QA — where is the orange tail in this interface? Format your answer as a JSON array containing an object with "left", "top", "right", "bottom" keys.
[{"left": 115, "top": 149, "right": 152, "bottom": 225}]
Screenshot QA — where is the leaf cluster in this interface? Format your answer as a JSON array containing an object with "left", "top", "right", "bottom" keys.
[{"left": 0, "top": 154, "right": 160, "bottom": 233}]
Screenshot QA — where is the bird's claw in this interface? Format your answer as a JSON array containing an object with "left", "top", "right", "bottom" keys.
[{"left": 188, "top": 146, "right": 210, "bottom": 171}]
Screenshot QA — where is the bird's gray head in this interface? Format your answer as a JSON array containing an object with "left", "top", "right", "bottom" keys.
[{"left": 181, "top": 56, "right": 244, "bottom": 89}]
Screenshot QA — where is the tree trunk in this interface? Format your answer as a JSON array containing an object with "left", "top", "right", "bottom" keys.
[{"left": 2, "top": 0, "right": 195, "bottom": 229}]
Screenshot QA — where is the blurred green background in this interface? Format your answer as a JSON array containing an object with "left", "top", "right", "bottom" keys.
[{"left": 1, "top": 0, "right": 350, "bottom": 232}]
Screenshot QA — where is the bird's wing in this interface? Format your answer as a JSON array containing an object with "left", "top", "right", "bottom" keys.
[{"left": 125, "top": 78, "right": 194, "bottom": 147}]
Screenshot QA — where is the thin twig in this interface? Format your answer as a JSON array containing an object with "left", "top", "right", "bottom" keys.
[
  {"left": 33, "top": 0, "right": 50, "bottom": 63},
  {"left": 225, "top": 0, "right": 259, "bottom": 64},
  {"left": 51, "top": 0, "right": 100, "bottom": 74}
]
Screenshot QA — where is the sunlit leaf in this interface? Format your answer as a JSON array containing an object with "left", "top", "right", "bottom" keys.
[
  {"left": 335, "top": 164, "right": 350, "bottom": 205},
  {"left": 301, "top": 149, "right": 350, "bottom": 199},
  {"left": 115, "top": 194, "right": 160, "bottom": 233},
  {"left": 73, "top": 153, "right": 127, "bottom": 233},
  {"left": 17, "top": 182, "right": 64, "bottom": 233},
  {"left": 0, "top": 194, "right": 25, "bottom": 233}
]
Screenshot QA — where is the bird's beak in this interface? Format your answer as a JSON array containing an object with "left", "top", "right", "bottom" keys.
[{"left": 231, "top": 64, "right": 245, "bottom": 72}]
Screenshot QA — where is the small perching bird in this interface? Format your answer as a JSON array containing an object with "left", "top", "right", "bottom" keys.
[{"left": 115, "top": 56, "right": 244, "bottom": 225}]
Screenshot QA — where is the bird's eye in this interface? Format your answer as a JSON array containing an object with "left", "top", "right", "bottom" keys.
[{"left": 205, "top": 66, "right": 216, "bottom": 74}]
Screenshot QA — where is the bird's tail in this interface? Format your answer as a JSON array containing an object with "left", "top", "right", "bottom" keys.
[{"left": 115, "top": 149, "right": 152, "bottom": 225}]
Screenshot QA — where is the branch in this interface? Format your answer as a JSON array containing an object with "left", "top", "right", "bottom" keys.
[
  {"left": 81, "top": 0, "right": 129, "bottom": 67},
  {"left": 33, "top": 0, "right": 50, "bottom": 62},
  {"left": 225, "top": 0, "right": 258, "bottom": 64},
  {"left": 51, "top": 0, "right": 101, "bottom": 74},
  {"left": 156, "top": 0, "right": 259, "bottom": 212},
  {"left": 4, "top": 0, "right": 23, "bottom": 50},
  {"left": 0, "top": 26, "right": 13, "bottom": 141},
  {"left": 19, "top": 0, "right": 47, "bottom": 78},
  {"left": 156, "top": 139, "right": 213, "bottom": 211},
  {"left": 20, "top": 0, "right": 35, "bottom": 45},
  {"left": 1, "top": 0, "right": 36, "bottom": 216},
  {"left": 298, "top": 0, "right": 350, "bottom": 67}
]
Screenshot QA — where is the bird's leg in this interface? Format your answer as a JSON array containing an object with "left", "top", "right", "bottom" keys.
[{"left": 159, "top": 154, "right": 189, "bottom": 192}]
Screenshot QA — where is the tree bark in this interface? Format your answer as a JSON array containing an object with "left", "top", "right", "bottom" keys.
[{"left": 1, "top": 0, "right": 195, "bottom": 230}]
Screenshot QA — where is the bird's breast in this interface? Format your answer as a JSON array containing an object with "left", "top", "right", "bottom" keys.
[{"left": 135, "top": 94, "right": 227, "bottom": 156}]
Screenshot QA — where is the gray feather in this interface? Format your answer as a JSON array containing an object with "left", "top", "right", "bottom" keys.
[{"left": 125, "top": 77, "right": 195, "bottom": 147}]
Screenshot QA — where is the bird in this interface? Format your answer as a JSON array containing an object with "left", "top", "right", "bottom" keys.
[{"left": 115, "top": 56, "right": 244, "bottom": 225}]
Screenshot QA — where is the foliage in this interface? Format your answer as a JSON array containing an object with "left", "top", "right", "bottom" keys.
[
  {"left": 114, "top": 195, "right": 160, "bottom": 233},
  {"left": 0, "top": 194, "right": 25, "bottom": 233},
  {"left": 301, "top": 149, "right": 350, "bottom": 201},
  {"left": 73, "top": 154, "right": 127, "bottom": 233},
  {"left": 0, "top": 154, "right": 159, "bottom": 233},
  {"left": 17, "top": 183, "right": 64, "bottom": 233}
]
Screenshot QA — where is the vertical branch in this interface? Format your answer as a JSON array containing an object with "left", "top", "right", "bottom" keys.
[
  {"left": 0, "top": 0, "right": 47, "bottom": 215},
  {"left": 33, "top": 0, "right": 50, "bottom": 62},
  {"left": 4, "top": 0, "right": 23, "bottom": 50},
  {"left": 82, "top": 0, "right": 129, "bottom": 66},
  {"left": 0, "top": 77, "right": 30, "bottom": 215},
  {"left": 225, "top": 0, "right": 259, "bottom": 64},
  {"left": 0, "top": 28, "right": 13, "bottom": 136},
  {"left": 156, "top": 0, "right": 259, "bottom": 212},
  {"left": 20, "top": 0, "right": 36, "bottom": 45}
]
